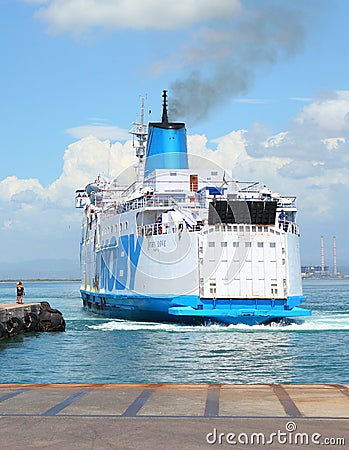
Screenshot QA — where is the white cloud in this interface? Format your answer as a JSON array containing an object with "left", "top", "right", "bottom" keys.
[
  {"left": 0, "top": 176, "right": 45, "bottom": 201},
  {"left": 321, "top": 137, "right": 346, "bottom": 150},
  {"left": 262, "top": 132, "right": 288, "bottom": 148},
  {"left": 66, "top": 125, "right": 129, "bottom": 140},
  {"left": 278, "top": 160, "right": 325, "bottom": 180},
  {"left": 48, "top": 136, "right": 136, "bottom": 206},
  {"left": 294, "top": 90, "right": 349, "bottom": 136},
  {"left": 30, "top": 0, "right": 241, "bottom": 34},
  {"left": 248, "top": 91, "right": 349, "bottom": 168},
  {"left": 0, "top": 137, "right": 136, "bottom": 262},
  {"left": 190, "top": 130, "right": 248, "bottom": 169}
]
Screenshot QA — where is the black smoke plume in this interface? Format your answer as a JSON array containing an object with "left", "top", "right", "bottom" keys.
[{"left": 169, "top": 0, "right": 324, "bottom": 124}]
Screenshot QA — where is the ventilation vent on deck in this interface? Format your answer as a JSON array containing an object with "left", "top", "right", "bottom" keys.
[{"left": 208, "top": 200, "right": 277, "bottom": 225}]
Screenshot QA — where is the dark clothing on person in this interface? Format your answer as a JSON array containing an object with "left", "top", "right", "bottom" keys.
[
  {"left": 279, "top": 211, "right": 286, "bottom": 222},
  {"left": 278, "top": 210, "right": 287, "bottom": 230},
  {"left": 16, "top": 283, "right": 25, "bottom": 303}
]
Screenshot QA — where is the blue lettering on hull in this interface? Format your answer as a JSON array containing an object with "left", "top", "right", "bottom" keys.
[{"left": 100, "top": 234, "right": 143, "bottom": 292}]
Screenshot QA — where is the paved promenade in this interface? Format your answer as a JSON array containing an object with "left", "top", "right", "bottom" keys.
[{"left": 0, "top": 384, "right": 348, "bottom": 449}]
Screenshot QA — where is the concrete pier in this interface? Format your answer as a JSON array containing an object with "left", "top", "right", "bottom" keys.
[
  {"left": 0, "top": 301, "right": 65, "bottom": 338},
  {"left": 0, "top": 301, "right": 42, "bottom": 317},
  {"left": 0, "top": 384, "right": 347, "bottom": 449}
]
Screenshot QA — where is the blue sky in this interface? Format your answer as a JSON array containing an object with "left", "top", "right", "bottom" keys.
[{"left": 1, "top": 0, "right": 349, "bottom": 277}]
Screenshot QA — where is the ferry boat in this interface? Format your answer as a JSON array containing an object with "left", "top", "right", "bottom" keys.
[{"left": 75, "top": 91, "right": 311, "bottom": 325}]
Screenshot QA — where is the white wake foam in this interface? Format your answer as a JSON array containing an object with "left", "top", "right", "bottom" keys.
[{"left": 86, "top": 313, "right": 349, "bottom": 333}]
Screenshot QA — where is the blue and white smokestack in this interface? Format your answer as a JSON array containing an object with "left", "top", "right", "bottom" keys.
[{"left": 144, "top": 90, "right": 189, "bottom": 177}]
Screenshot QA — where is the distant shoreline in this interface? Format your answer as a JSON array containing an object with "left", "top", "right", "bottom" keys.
[{"left": 0, "top": 279, "right": 80, "bottom": 283}]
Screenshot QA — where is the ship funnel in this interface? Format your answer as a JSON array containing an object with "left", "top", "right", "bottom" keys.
[{"left": 144, "top": 90, "right": 188, "bottom": 177}]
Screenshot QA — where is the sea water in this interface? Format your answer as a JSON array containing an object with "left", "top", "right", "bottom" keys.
[{"left": 0, "top": 279, "right": 348, "bottom": 384}]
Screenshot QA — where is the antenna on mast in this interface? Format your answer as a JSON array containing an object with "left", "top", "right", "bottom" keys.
[{"left": 129, "top": 96, "right": 148, "bottom": 182}]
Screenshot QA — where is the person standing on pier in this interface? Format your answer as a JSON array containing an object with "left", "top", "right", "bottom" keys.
[{"left": 16, "top": 281, "right": 25, "bottom": 304}]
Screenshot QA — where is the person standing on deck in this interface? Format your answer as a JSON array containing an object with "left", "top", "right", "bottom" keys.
[
  {"left": 16, "top": 281, "right": 25, "bottom": 304},
  {"left": 278, "top": 209, "right": 286, "bottom": 230}
]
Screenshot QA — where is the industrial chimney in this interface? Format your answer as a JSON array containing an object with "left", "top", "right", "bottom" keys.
[
  {"left": 321, "top": 235, "right": 325, "bottom": 276},
  {"left": 333, "top": 236, "right": 337, "bottom": 277}
]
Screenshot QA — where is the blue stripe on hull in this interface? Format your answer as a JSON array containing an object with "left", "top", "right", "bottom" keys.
[{"left": 81, "top": 290, "right": 311, "bottom": 326}]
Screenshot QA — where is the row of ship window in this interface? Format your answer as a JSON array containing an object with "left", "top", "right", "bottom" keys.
[
  {"left": 208, "top": 242, "right": 277, "bottom": 248},
  {"left": 100, "top": 223, "right": 284, "bottom": 236},
  {"left": 101, "top": 222, "right": 128, "bottom": 236},
  {"left": 207, "top": 225, "right": 278, "bottom": 233}
]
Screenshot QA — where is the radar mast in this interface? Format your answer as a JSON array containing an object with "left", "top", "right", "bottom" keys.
[{"left": 129, "top": 97, "right": 148, "bottom": 182}]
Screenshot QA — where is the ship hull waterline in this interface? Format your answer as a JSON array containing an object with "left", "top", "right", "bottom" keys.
[{"left": 81, "top": 291, "right": 311, "bottom": 326}]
